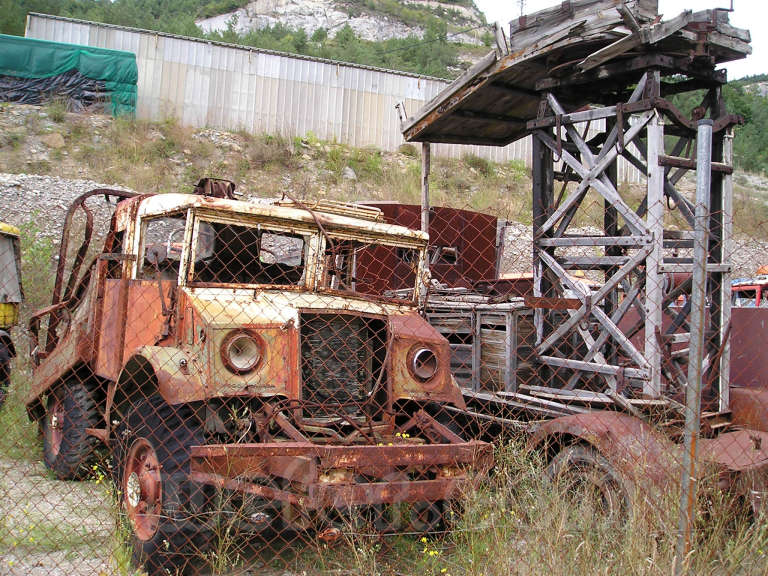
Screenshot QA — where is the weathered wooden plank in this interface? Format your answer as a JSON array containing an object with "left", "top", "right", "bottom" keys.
[
  {"left": 539, "top": 355, "right": 649, "bottom": 379},
  {"left": 658, "top": 263, "right": 731, "bottom": 273},
  {"left": 658, "top": 155, "right": 733, "bottom": 174},
  {"left": 538, "top": 236, "right": 649, "bottom": 247},
  {"left": 557, "top": 256, "right": 630, "bottom": 268}
]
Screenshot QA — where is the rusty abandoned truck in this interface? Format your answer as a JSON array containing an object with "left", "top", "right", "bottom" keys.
[{"left": 23, "top": 182, "right": 492, "bottom": 573}]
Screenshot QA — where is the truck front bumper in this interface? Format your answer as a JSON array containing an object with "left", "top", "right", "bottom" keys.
[{"left": 189, "top": 440, "right": 493, "bottom": 510}]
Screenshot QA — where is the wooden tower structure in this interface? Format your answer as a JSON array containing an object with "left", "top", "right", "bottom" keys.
[{"left": 401, "top": 0, "right": 750, "bottom": 413}]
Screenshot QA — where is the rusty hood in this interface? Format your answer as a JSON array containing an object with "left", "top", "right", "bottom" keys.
[{"left": 183, "top": 287, "right": 417, "bottom": 328}]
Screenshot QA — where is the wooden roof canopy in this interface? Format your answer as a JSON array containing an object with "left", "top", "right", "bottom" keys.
[{"left": 400, "top": 0, "right": 751, "bottom": 147}]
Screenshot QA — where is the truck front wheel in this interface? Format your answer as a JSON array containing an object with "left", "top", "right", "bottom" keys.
[
  {"left": 114, "top": 394, "right": 207, "bottom": 575},
  {"left": 42, "top": 380, "right": 99, "bottom": 480},
  {"left": 546, "top": 444, "right": 630, "bottom": 520}
]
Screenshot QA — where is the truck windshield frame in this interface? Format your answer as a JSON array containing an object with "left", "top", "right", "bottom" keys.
[{"left": 178, "top": 211, "right": 425, "bottom": 304}]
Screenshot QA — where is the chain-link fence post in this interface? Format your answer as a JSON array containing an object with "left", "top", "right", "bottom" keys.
[{"left": 675, "top": 118, "right": 713, "bottom": 575}]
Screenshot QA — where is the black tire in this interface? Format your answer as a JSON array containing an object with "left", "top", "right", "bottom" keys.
[
  {"left": 114, "top": 394, "right": 207, "bottom": 575},
  {"left": 546, "top": 444, "right": 630, "bottom": 520},
  {"left": 0, "top": 340, "right": 9, "bottom": 411},
  {"left": 42, "top": 379, "right": 100, "bottom": 480}
]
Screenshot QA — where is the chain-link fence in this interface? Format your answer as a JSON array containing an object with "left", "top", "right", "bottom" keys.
[{"left": 2, "top": 100, "right": 768, "bottom": 576}]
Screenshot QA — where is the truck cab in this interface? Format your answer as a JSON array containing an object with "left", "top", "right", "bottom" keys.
[{"left": 731, "top": 275, "right": 768, "bottom": 308}]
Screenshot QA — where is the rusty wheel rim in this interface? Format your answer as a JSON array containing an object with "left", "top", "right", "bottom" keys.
[
  {"left": 49, "top": 396, "right": 65, "bottom": 457},
  {"left": 123, "top": 437, "right": 163, "bottom": 542}
]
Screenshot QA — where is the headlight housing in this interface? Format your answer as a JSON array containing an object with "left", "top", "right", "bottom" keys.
[
  {"left": 410, "top": 346, "right": 438, "bottom": 382},
  {"left": 220, "top": 330, "right": 264, "bottom": 374}
]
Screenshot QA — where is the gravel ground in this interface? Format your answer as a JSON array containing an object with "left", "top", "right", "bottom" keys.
[
  {"left": 0, "top": 173, "right": 133, "bottom": 242},
  {"left": 0, "top": 458, "right": 112, "bottom": 575}
]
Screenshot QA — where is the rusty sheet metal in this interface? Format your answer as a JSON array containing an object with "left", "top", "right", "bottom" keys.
[
  {"left": 730, "top": 387, "right": 768, "bottom": 433},
  {"left": 524, "top": 296, "right": 582, "bottom": 310},
  {"left": 191, "top": 471, "right": 469, "bottom": 510},
  {"left": 530, "top": 411, "right": 675, "bottom": 484},
  {"left": 699, "top": 430, "right": 768, "bottom": 472},
  {"left": 389, "top": 313, "right": 465, "bottom": 408},
  {"left": 309, "top": 478, "right": 465, "bottom": 508},
  {"left": 364, "top": 203, "right": 499, "bottom": 287},
  {"left": 400, "top": 1, "right": 750, "bottom": 146},
  {"left": 730, "top": 308, "right": 768, "bottom": 389}
]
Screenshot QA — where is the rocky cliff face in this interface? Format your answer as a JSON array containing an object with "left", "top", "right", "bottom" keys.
[{"left": 196, "top": 0, "right": 486, "bottom": 45}]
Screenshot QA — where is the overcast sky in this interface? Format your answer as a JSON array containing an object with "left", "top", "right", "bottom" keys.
[{"left": 473, "top": 1, "right": 761, "bottom": 80}]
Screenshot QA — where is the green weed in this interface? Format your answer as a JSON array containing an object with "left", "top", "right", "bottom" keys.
[
  {"left": 463, "top": 153, "right": 494, "bottom": 177},
  {"left": 45, "top": 98, "right": 68, "bottom": 123}
]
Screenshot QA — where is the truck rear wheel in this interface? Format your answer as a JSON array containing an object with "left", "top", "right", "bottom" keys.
[
  {"left": 42, "top": 380, "right": 99, "bottom": 480},
  {"left": 546, "top": 444, "right": 630, "bottom": 520},
  {"left": 114, "top": 394, "right": 207, "bottom": 575}
]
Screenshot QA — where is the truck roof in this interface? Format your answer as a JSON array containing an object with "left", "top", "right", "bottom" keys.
[{"left": 117, "top": 193, "right": 429, "bottom": 245}]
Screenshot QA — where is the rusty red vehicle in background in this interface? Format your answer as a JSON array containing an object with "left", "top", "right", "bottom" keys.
[
  {"left": 731, "top": 273, "right": 768, "bottom": 308},
  {"left": 24, "top": 181, "right": 492, "bottom": 574}
]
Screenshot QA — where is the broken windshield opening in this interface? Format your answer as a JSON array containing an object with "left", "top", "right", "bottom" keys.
[{"left": 189, "top": 219, "right": 307, "bottom": 286}]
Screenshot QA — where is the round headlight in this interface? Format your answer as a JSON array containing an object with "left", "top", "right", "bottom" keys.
[
  {"left": 221, "top": 330, "right": 263, "bottom": 374},
  {"left": 411, "top": 347, "right": 438, "bottom": 382}
]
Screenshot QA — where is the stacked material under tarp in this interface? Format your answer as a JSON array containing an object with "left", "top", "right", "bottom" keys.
[{"left": 0, "top": 33, "right": 137, "bottom": 116}]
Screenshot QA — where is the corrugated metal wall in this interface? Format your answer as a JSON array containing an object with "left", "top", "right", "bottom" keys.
[{"left": 25, "top": 13, "right": 641, "bottom": 182}]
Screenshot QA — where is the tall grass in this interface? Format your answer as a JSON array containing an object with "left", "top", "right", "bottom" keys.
[{"left": 309, "top": 438, "right": 768, "bottom": 575}]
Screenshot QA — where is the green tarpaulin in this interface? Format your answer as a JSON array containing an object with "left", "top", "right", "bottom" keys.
[{"left": 0, "top": 33, "right": 137, "bottom": 115}]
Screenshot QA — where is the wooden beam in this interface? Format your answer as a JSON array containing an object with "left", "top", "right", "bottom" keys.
[
  {"left": 645, "top": 85, "right": 664, "bottom": 398},
  {"left": 538, "top": 356, "right": 649, "bottom": 380},
  {"left": 658, "top": 154, "right": 733, "bottom": 174},
  {"left": 557, "top": 256, "right": 631, "bottom": 268},
  {"left": 454, "top": 109, "right": 527, "bottom": 125},
  {"left": 537, "top": 236, "right": 650, "bottom": 247}
]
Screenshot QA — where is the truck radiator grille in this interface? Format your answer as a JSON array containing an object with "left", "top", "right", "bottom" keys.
[{"left": 300, "top": 313, "right": 387, "bottom": 419}]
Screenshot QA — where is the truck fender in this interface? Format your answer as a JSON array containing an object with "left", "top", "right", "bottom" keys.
[
  {"left": 0, "top": 329, "right": 16, "bottom": 358},
  {"left": 111, "top": 346, "right": 204, "bottom": 418},
  {"left": 529, "top": 411, "right": 676, "bottom": 490}
]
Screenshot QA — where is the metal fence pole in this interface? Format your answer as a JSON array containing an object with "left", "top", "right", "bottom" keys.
[
  {"left": 674, "top": 118, "right": 713, "bottom": 575},
  {"left": 421, "top": 142, "right": 431, "bottom": 234}
]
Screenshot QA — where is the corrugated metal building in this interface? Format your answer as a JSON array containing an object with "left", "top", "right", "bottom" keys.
[{"left": 25, "top": 12, "right": 639, "bottom": 180}]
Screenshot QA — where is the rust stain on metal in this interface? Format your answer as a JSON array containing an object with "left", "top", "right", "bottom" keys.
[{"left": 700, "top": 430, "right": 768, "bottom": 472}]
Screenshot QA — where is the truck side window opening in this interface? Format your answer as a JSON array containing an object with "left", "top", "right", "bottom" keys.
[
  {"left": 105, "top": 230, "right": 126, "bottom": 279},
  {"left": 430, "top": 246, "right": 459, "bottom": 266},
  {"left": 139, "top": 215, "right": 187, "bottom": 281},
  {"left": 191, "top": 220, "right": 305, "bottom": 286}
]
